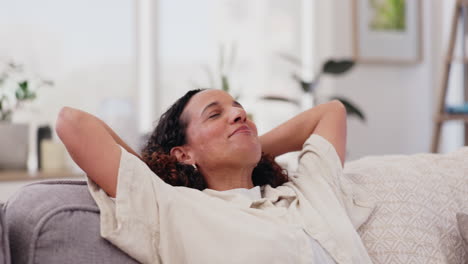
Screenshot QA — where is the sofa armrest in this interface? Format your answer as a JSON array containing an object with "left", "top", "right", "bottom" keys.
[
  {"left": 4, "top": 180, "right": 139, "bottom": 264},
  {"left": 0, "top": 203, "right": 11, "bottom": 264}
]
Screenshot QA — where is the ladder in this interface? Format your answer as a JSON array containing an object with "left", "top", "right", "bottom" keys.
[{"left": 432, "top": 0, "right": 468, "bottom": 153}]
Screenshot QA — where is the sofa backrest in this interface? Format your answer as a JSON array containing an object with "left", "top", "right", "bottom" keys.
[{"left": 4, "top": 180, "right": 139, "bottom": 264}]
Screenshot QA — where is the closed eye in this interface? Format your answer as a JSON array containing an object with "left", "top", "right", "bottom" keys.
[{"left": 209, "top": 113, "right": 220, "bottom": 119}]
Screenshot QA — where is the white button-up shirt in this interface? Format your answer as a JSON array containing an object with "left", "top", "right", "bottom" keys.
[
  {"left": 88, "top": 134, "right": 375, "bottom": 264},
  {"left": 222, "top": 186, "right": 336, "bottom": 264}
]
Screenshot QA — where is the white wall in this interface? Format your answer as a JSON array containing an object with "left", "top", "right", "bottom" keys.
[
  {"left": 0, "top": 0, "right": 138, "bottom": 199},
  {"left": 0, "top": 0, "right": 138, "bottom": 149},
  {"left": 313, "top": 0, "right": 461, "bottom": 160}
]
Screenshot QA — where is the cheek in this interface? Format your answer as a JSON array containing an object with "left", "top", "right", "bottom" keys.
[
  {"left": 248, "top": 120, "right": 259, "bottom": 136},
  {"left": 188, "top": 123, "right": 225, "bottom": 150},
  {"left": 201, "top": 123, "right": 225, "bottom": 142}
]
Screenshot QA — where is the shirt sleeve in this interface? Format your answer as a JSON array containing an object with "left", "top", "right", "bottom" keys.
[
  {"left": 291, "top": 134, "right": 375, "bottom": 229},
  {"left": 87, "top": 145, "right": 170, "bottom": 264}
]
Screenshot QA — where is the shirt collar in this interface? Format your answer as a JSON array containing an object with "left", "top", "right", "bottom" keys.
[
  {"left": 202, "top": 184, "right": 297, "bottom": 209},
  {"left": 221, "top": 186, "right": 261, "bottom": 200}
]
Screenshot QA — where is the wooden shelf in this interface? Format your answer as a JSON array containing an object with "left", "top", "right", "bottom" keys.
[
  {"left": 447, "top": 57, "right": 468, "bottom": 63},
  {"left": 432, "top": 0, "right": 468, "bottom": 152},
  {"left": 0, "top": 170, "right": 85, "bottom": 182},
  {"left": 436, "top": 113, "right": 468, "bottom": 123}
]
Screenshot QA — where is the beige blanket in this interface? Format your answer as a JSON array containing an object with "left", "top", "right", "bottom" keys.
[{"left": 344, "top": 147, "right": 468, "bottom": 264}]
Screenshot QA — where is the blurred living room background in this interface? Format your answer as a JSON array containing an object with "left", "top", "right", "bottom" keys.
[{"left": 0, "top": 0, "right": 466, "bottom": 199}]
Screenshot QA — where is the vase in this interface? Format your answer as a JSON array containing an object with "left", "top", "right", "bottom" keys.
[{"left": 0, "top": 122, "right": 29, "bottom": 170}]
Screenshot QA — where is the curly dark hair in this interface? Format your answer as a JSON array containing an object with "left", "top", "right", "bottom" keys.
[{"left": 141, "top": 89, "right": 289, "bottom": 190}]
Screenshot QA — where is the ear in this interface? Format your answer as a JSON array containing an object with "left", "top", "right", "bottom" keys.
[{"left": 170, "top": 146, "right": 195, "bottom": 165}]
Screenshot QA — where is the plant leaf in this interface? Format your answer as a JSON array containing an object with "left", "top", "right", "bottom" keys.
[
  {"left": 42, "top": 80, "right": 54, "bottom": 86},
  {"left": 291, "top": 73, "right": 302, "bottom": 83},
  {"left": 25, "top": 92, "right": 36, "bottom": 100},
  {"left": 15, "top": 89, "right": 24, "bottom": 100},
  {"left": 291, "top": 73, "right": 316, "bottom": 93},
  {"left": 228, "top": 42, "right": 236, "bottom": 71},
  {"left": 259, "top": 95, "right": 300, "bottom": 106},
  {"left": 219, "top": 44, "right": 225, "bottom": 73},
  {"left": 221, "top": 75, "right": 229, "bottom": 92},
  {"left": 330, "top": 96, "right": 365, "bottom": 122},
  {"left": 323, "top": 60, "right": 355, "bottom": 74},
  {"left": 19, "top": 80, "right": 28, "bottom": 92},
  {"left": 278, "top": 53, "right": 301, "bottom": 66},
  {"left": 301, "top": 81, "right": 316, "bottom": 93}
]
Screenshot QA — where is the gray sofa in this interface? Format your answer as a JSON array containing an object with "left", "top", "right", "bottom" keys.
[
  {"left": 2, "top": 180, "right": 138, "bottom": 264},
  {"left": 0, "top": 202, "right": 10, "bottom": 264},
  {"left": 1, "top": 146, "right": 467, "bottom": 264}
]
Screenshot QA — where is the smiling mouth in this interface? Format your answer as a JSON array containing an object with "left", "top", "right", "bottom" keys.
[{"left": 230, "top": 126, "right": 251, "bottom": 137}]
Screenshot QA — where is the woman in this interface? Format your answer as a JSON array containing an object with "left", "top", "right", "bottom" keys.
[{"left": 56, "top": 89, "right": 375, "bottom": 264}]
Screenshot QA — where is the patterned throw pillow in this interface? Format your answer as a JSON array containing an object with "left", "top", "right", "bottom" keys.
[
  {"left": 458, "top": 213, "right": 468, "bottom": 255},
  {"left": 345, "top": 147, "right": 468, "bottom": 264}
]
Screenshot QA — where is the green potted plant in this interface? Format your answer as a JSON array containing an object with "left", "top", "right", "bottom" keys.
[
  {"left": 271, "top": 54, "right": 365, "bottom": 122},
  {"left": 0, "top": 62, "right": 53, "bottom": 122},
  {"left": 0, "top": 61, "right": 53, "bottom": 170}
]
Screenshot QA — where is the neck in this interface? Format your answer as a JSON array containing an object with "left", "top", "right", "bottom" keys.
[{"left": 202, "top": 165, "right": 255, "bottom": 191}]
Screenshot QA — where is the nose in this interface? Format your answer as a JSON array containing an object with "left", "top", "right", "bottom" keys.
[{"left": 229, "top": 107, "right": 247, "bottom": 124}]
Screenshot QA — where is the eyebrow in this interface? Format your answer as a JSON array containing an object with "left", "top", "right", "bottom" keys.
[{"left": 201, "top": 100, "right": 243, "bottom": 116}]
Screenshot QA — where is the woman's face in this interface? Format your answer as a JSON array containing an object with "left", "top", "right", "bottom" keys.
[{"left": 179, "top": 89, "right": 261, "bottom": 170}]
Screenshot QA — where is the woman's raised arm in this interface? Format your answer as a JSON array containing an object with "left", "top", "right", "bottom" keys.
[
  {"left": 259, "top": 100, "right": 347, "bottom": 166},
  {"left": 55, "top": 107, "right": 141, "bottom": 197}
]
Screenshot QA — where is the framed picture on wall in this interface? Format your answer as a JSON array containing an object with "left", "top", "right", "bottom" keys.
[{"left": 352, "top": 0, "right": 422, "bottom": 64}]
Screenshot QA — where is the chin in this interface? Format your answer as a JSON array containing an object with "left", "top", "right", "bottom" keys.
[
  {"left": 229, "top": 136, "right": 261, "bottom": 156},
  {"left": 238, "top": 145, "right": 262, "bottom": 162}
]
